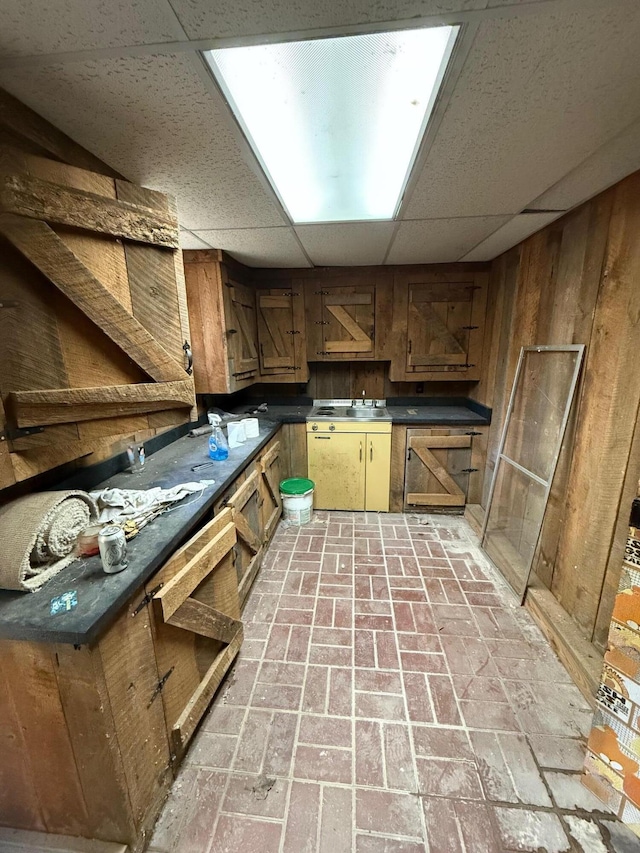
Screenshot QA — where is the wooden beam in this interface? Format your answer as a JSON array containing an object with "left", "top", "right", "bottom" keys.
[
  {"left": 411, "top": 435, "right": 471, "bottom": 450},
  {"left": 525, "top": 579, "right": 602, "bottom": 708},
  {"left": 9, "top": 380, "right": 194, "bottom": 428},
  {"left": 154, "top": 521, "right": 237, "bottom": 621},
  {"left": 0, "top": 88, "right": 125, "bottom": 179},
  {"left": 326, "top": 305, "right": 371, "bottom": 342},
  {"left": 406, "top": 493, "right": 465, "bottom": 507},
  {"left": 0, "top": 173, "right": 179, "bottom": 248},
  {"left": 0, "top": 215, "right": 186, "bottom": 383},
  {"left": 168, "top": 598, "right": 242, "bottom": 645}
]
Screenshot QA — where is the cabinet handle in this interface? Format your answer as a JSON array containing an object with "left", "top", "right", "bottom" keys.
[
  {"left": 182, "top": 340, "right": 193, "bottom": 375},
  {"left": 370, "top": 442, "right": 373, "bottom": 462},
  {"left": 359, "top": 442, "right": 362, "bottom": 462}
]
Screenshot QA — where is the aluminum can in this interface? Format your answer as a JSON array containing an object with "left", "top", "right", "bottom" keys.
[{"left": 98, "top": 524, "right": 128, "bottom": 574}]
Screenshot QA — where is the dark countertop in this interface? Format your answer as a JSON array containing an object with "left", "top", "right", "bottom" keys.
[
  {"left": 0, "top": 398, "right": 489, "bottom": 646},
  {"left": 0, "top": 419, "right": 281, "bottom": 646},
  {"left": 237, "top": 401, "right": 490, "bottom": 426}
]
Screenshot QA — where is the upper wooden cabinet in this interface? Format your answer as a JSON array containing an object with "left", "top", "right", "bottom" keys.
[
  {"left": 389, "top": 272, "right": 488, "bottom": 381},
  {"left": 305, "top": 280, "right": 377, "bottom": 361},
  {"left": 256, "top": 287, "right": 309, "bottom": 382},
  {"left": 183, "top": 251, "right": 259, "bottom": 393},
  {"left": 0, "top": 147, "right": 195, "bottom": 488}
]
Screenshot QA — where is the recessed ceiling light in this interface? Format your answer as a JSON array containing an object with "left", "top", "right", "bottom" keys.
[{"left": 204, "top": 26, "right": 458, "bottom": 224}]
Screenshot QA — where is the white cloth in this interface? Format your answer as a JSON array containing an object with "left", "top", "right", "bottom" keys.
[{"left": 90, "top": 481, "right": 214, "bottom": 525}]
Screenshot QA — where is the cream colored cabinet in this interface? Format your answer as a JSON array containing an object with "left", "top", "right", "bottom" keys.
[
  {"left": 307, "top": 422, "right": 391, "bottom": 511},
  {"left": 365, "top": 433, "right": 392, "bottom": 512}
]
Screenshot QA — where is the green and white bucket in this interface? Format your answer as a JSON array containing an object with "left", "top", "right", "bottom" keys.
[{"left": 280, "top": 478, "right": 314, "bottom": 525}]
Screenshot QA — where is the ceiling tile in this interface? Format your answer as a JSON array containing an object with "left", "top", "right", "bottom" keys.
[
  {"left": 194, "top": 227, "right": 311, "bottom": 267},
  {"left": 168, "top": 0, "right": 486, "bottom": 41},
  {"left": 460, "top": 212, "right": 561, "bottom": 260},
  {"left": 0, "top": 53, "right": 286, "bottom": 230},
  {"left": 0, "top": 0, "right": 186, "bottom": 57},
  {"left": 385, "top": 216, "right": 509, "bottom": 264},
  {"left": 403, "top": 3, "right": 640, "bottom": 219},
  {"left": 295, "top": 222, "right": 395, "bottom": 266},
  {"left": 179, "top": 229, "right": 212, "bottom": 249},
  {"left": 529, "top": 118, "right": 640, "bottom": 211}
]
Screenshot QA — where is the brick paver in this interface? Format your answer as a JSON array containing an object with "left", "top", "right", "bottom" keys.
[{"left": 149, "top": 512, "right": 638, "bottom": 853}]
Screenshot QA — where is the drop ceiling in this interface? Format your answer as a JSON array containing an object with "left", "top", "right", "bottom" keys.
[{"left": 1, "top": 0, "right": 639, "bottom": 267}]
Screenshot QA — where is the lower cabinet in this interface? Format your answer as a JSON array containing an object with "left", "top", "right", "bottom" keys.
[
  {"left": 0, "top": 430, "right": 285, "bottom": 853},
  {"left": 307, "top": 424, "right": 391, "bottom": 512},
  {"left": 147, "top": 507, "right": 243, "bottom": 764},
  {"left": 404, "top": 428, "right": 473, "bottom": 510}
]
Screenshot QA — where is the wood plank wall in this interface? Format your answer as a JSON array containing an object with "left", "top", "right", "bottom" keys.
[{"left": 473, "top": 170, "right": 640, "bottom": 653}]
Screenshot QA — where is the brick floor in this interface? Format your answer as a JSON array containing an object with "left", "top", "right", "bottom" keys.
[{"left": 148, "top": 512, "right": 639, "bottom": 853}]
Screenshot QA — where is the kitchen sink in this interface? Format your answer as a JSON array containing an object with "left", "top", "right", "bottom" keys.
[{"left": 345, "top": 407, "right": 389, "bottom": 419}]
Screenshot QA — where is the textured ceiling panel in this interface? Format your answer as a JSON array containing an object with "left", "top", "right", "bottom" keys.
[
  {"left": 530, "top": 118, "right": 640, "bottom": 211},
  {"left": 0, "top": 53, "right": 286, "bottom": 230},
  {"left": 295, "top": 222, "right": 395, "bottom": 266},
  {"left": 194, "top": 227, "right": 311, "bottom": 267},
  {"left": 460, "top": 212, "right": 562, "bottom": 261},
  {"left": 179, "top": 229, "right": 212, "bottom": 249},
  {"left": 0, "top": 0, "right": 186, "bottom": 57},
  {"left": 403, "top": 3, "right": 640, "bottom": 219},
  {"left": 385, "top": 216, "right": 510, "bottom": 264},
  {"left": 168, "top": 0, "right": 486, "bottom": 41}
]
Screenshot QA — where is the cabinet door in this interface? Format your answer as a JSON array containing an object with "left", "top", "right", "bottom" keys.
[
  {"left": 226, "top": 470, "right": 264, "bottom": 608},
  {"left": 308, "top": 432, "right": 366, "bottom": 510},
  {"left": 259, "top": 438, "right": 283, "bottom": 543},
  {"left": 227, "top": 280, "right": 259, "bottom": 384},
  {"left": 404, "top": 429, "right": 472, "bottom": 509},
  {"left": 389, "top": 274, "right": 487, "bottom": 381},
  {"left": 365, "top": 433, "right": 391, "bottom": 512},
  {"left": 0, "top": 152, "right": 195, "bottom": 483},
  {"left": 307, "top": 283, "right": 375, "bottom": 360},
  {"left": 147, "top": 508, "right": 242, "bottom": 760},
  {"left": 407, "top": 282, "right": 476, "bottom": 370},
  {"left": 257, "top": 288, "right": 308, "bottom": 382}
]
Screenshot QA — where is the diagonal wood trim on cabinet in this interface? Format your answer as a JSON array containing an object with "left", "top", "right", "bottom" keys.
[
  {"left": 168, "top": 597, "right": 242, "bottom": 645},
  {"left": 9, "top": 380, "right": 195, "bottom": 428},
  {"left": 0, "top": 173, "right": 180, "bottom": 248},
  {"left": 406, "top": 434, "right": 471, "bottom": 507},
  {"left": 0, "top": 214, "right": 187, "bottom": 383}
]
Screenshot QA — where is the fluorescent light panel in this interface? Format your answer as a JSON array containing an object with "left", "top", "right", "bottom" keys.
[{"left": 204, "top": 26, "right": 458, "bottom": 224}]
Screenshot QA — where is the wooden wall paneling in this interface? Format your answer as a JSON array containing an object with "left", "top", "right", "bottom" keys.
[
  {"left": 351, "top": 363, "right": 386, "bottom": 400},
  {"left": 279, "top": 423, "right": 307, "bottom": 480},
  {"left": 374, "top": 275, "right": 393, "bottom": 360},
  {"left": 97, "top": 598, "right": 172, "bottom": 833},
  {"left": 530, "top": 198, "right": 612, "bottom": 589},
  {"left": 52, "top": 642, "right": 137, "bottom": 844},
  {"left": 592, "top": 403, "right": 640, "bottom": 651},
  {"left": 479, "top": 248, "right": 520, "bottom": 507},
  {"left": 0, "top": 641, "right": 89, "bottom": 836},
  {"left": 0, "top": 646, "right": 44, "bottom": 831},
  {"left": 551, "top": 174, "right": 640, "bottom": 637},
  {"left": 389, "top": 425, "right": 407, "bottom": 513}
]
